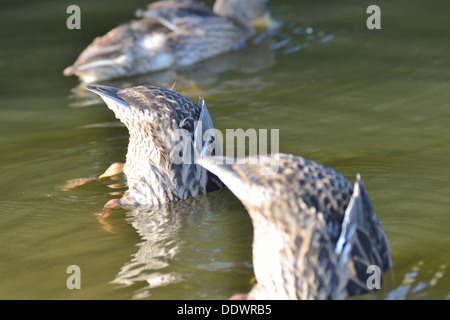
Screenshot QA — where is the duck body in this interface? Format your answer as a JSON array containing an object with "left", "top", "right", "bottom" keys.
[
  {"left": 199, "top": 153, "right": 392, "bottom": 299},
  {"left": 87, "top": 84, "right": 223, "bottom": 207},
  {"left": 64, "top": 0, "right": 269, "bottom": 83}
]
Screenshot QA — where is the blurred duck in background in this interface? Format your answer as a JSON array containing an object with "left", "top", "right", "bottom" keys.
[{"left": 64, "top": 0, "right": 273, "bottom": 83}]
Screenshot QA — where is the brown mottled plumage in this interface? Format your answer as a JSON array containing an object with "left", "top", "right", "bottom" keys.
[
  {"left": 86, "top": 84, "right": 223, "bottom": 207},
  {"left": 198, "top": 154, "right": 392, "bottom": 300},
  {"left": 64, "top": 0, "right": 271, "bottom": 83}
]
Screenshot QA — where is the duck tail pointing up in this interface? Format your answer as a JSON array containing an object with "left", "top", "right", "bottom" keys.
[{"left": 85, "top": 85, "right": 129, "bottom": 108}]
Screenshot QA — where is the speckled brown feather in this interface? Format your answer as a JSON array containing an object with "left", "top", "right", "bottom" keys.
[{"left": 117, "top": 85, "right": 200, "bottom": 133}]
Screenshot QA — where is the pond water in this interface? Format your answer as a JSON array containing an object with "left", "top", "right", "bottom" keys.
[{"left": 0, "top": 0, "right": 449, "bottom": 299}]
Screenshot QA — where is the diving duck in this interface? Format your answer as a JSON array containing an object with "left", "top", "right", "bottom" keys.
[
  {"left": 198, "top": 153, "right": 392, "bottom": 299},
  {"left": 86, "top": 84, "right": 223, "bottom": 208},
  {"left": 64, "top": 0, "right": 272, "bottom": 83}
]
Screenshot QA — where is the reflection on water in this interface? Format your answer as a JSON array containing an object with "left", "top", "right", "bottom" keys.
[
  {"left": 111, "top": 195, "right": 208, "bottom": 298},
  {"left": 112, "top": 204, "right": 186, "bottom": 297},
  {"left": 109, "top": 190, "right": 253, "bottom": 299}
]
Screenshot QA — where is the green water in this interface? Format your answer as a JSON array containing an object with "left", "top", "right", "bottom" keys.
[{"left": 0, "top": 0, "right": 449, "bottom": 299}]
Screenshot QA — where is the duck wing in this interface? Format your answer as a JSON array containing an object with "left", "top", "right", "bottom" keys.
[{"left": 335, "top": 175, "right": 392, "bottom": 297}]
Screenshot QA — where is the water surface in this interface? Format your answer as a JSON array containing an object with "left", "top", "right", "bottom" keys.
[{"left": 0, "top": 0, "right": 449, "bottom": 299}]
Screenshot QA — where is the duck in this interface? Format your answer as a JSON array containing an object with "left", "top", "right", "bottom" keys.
[
  {"left": 198, "top": 153, "right": 392, "bottom": 299},
  {"left": 85, "top": 84, "right": 223, "bottom": 208},
  {"left": 63, "top": 0, "right": 272, "bottom": 83}
]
